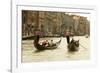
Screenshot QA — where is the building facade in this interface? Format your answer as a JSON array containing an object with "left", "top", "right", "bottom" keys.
[{"left": 22, "top": 10, "right": 90, "bottom": 38}]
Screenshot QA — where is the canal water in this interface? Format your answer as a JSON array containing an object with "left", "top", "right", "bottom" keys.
[{"left": 22, "top": 36, "right": 90, "bottom": 63}]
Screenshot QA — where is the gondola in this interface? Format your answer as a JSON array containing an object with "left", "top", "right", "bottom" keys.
[
  {"left": 67, "top": 39, "right": 79, "bottom": 52},
  {"left": 33, "top": 35, "right": 62, "bottom": 50}
]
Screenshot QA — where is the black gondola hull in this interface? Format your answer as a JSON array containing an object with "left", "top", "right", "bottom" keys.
[{"left": 33, "top": 36, "right": 61, "bottom": 50}]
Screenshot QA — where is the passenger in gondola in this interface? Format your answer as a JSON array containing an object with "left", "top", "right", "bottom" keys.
[
  {"left": 50, "top": 40, "right": 56, "bottom": 47},
  {"left": 42, "top": 40, "right": 46, "bottom": 46},
  {"left": 70, "top": 38, "right": 75, "bottom": 44},
  {"left": 42, "top": 40, "right": 50, "bottom": 47}
]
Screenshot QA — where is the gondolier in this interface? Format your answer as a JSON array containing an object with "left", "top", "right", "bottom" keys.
[{"left": 65, "top": 30, "right": 70, "bottom": 44}]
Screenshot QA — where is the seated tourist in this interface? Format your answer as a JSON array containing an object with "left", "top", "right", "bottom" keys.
[
  {"left": 70, "top": 38, "right": 75, "bottom": 44},
  {"left": 50, "top": 40, "right": 56, "bottom": 46},
  {"left": 42, "top": 40, "right": 50, "bottom": 47}
]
